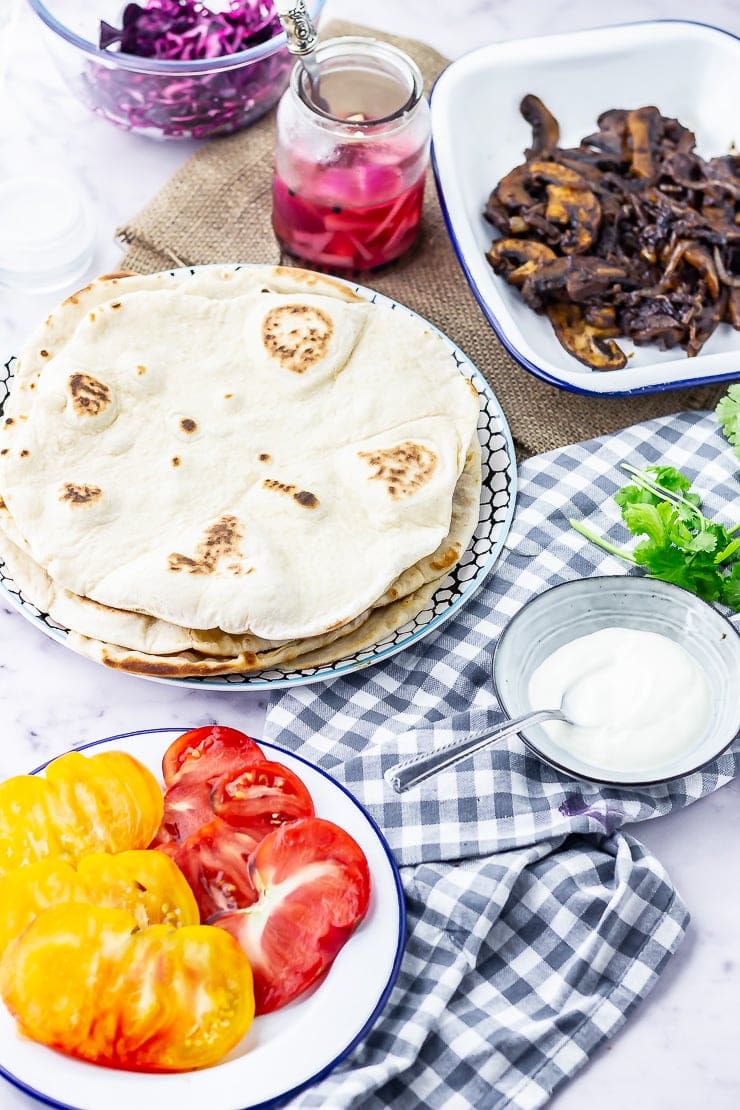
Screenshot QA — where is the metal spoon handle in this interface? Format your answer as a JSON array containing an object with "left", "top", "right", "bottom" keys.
[
  {"left": 386, "top": 709, "right": 565, "bottom": 794},
  {"left": 274, "top": 0, "right": 320, "bottom": 55}
]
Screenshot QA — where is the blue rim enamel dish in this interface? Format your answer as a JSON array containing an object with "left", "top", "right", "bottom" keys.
[
  {"left": 0, "top": 265, "right": 517, "bottom": 691},
  {"left": 0, "top": 728, "right": 406, "bottom": 1110},
  {"left": 430, "top": 19, "right": 740, "bottom": 397}
]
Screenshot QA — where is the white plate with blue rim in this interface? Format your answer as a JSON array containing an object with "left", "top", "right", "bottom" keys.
[
  {"left": 0, "top": 265, "right": 516, "bottom": 691},
  {"left": 431, "top": 19, "right": 740, "bottom": 397},
  {"left": 0, "top": 726, "right": 406, "bottom": 1110}
]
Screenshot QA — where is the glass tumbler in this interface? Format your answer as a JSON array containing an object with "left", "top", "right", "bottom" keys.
[{"left": 272, "top": 37, "right": 431, "bottom": 271}]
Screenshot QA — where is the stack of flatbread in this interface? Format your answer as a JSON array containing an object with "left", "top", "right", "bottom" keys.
[{"left": 0, "top": 265, "right": 482, "bottom": 679}]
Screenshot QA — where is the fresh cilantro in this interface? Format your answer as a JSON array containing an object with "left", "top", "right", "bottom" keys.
[
  {"left": 569, "top": 464, "right": 740, "bottom": 612},
  {"left": 716, "top": 385, "right": 740, "bottom": 461}
]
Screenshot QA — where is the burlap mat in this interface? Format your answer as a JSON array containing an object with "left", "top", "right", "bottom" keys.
[{"left": 117, "top": 20, "right": 728, "bottom": 458}]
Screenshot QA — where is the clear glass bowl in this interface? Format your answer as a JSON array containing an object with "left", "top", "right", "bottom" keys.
[
  {"left": 28, "top": 0, "right": 325, "bottom": 140},
  {"left": 492, "top": 576, "right": 740, "bottom": 786}
]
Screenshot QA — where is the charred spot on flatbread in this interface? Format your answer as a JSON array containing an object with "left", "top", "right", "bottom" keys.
[
  {"left": 68, "top": 373, "right": 111, "bottom": 417},
  {"left": 168, "top": 515, "right": 244, "bottom": 575},
  {"left": 259, "top": 453, "right": 271, "bottom": 462},
  {"left": 359, "top": 442, "right": 438, "bottom": 500},
  {"left": 180, "top": 418, "right": 197, "bottom": 434},
  {"left": 262, "top": 305, "right": 333, "bottom": 373},
  {"left": 263, "top": 478, "right": 319, "bottom": 509},
  {"left": 60, "top": 482, "right": 103, "bottom": 505}
]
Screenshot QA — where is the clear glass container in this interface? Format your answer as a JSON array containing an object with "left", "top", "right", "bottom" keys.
[
  {"left": 27, "top": 0, "right": 325, "bottom": 140},
  {"left": 272, "top": 37, "right": 431, "bottom": 271}
]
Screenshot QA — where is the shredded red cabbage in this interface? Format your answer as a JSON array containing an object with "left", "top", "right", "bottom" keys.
[
  {"left": 87, "top": 1, "right": 288, "bottom": 139},
  {"left": 99, "top": 2, "right": 278, "bottom": 61}
]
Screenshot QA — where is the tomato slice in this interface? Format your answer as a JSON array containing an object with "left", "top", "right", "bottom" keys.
[
  {"left": 0, "top": 850, "right": 200, "bottom": 956},
  {"left": 162, "top": 726, "right": 264, "bottom": 787},
  {"left": 0, "top": 751, "right": 163, "bottom": 878},
  {"left": 212, "top": 817, "right": 371, "bottom": 1014},
  {"left": 150, "top": 776, "right": 214, "bottom": 847},
  {"left": 0, "top": 904, "right": 254, "bottom": 1072},
  {"left": 210, "top": 760, "right": 315, "bottom": 840},
  {"left": 165, "top": 819, "right": 259, "bottom": 922}
]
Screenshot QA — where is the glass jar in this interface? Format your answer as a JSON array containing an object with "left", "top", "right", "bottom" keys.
[{"left": 272, "top": 37, "right": 431, "bottom": 271}]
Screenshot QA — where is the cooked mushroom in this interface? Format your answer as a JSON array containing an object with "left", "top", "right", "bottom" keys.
[
  {"left": 626, "top": 106, "right": 662, "bottom": 178},
  {"left": 544, "top": 185, "right": 601, "bottom": 253},
  {"left": 520, "top": 94, "right": 559, "bottom": 157},
  {"left": 482, "top": 96, "right": 739, "bottom": 369},
  {"left": 547, "top": 303, "right": 627, "bottom": 370},
  {"left": 485, "top": 239, "right": 557, "bottom": 287}
]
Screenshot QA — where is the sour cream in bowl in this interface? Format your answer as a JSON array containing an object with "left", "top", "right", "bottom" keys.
[{"left": 492, "top": 576, "right": 740, "bottom": 786}]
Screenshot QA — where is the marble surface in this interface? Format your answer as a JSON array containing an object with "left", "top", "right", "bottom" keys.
[{"left": 1, "top": 0, "right": 739, "bottom": 1106}]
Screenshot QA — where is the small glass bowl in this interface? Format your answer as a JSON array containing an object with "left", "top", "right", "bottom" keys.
[
  {"left": 28, "top": 0, "right": 325, "bottom": 140},
  {"left": 492, "top": 576, "right": 740, "bottom": 786}
]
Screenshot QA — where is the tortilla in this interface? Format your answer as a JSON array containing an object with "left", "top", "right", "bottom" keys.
[
  {"left": 0, "top": 268, "right": 479, "bottom": 640},
  {"left": 0, "top": 435, "right": 481, "bottom": 671}
]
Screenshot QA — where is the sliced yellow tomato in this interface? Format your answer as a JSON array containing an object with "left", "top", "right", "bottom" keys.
[
  {"left": 0, "top": 859, "right": 85, "bottom": 956},
  {"left": 0, "top": 751, "right": 163, "bottom": 877},
  {"left": 0, "top": 850, "right": 199, "bottom": 954},
  {"left": 0, "top": 904, "right": 254, "bottom": 1072},
  {"left": 77, "top": 849, "right": 199, "bottom": 929}
]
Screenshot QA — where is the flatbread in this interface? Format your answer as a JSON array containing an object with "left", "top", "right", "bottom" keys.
[
  {"left": 0, "top": 267, "right": 479, "bottom": 639},
  {"left": 66, "top": 575, "right": 444, "bottom": 679},
  {"left": 0, "top": 435, "right": 481, "bottom": 672}
]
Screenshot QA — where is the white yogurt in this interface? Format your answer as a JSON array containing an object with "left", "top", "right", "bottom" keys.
[{"left": 527, "top": 627, "right": 712, "bottom": 772}]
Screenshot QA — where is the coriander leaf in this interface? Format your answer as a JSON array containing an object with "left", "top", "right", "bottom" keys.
[
  {"left": 615, "top": 483, "right": 659, "bottom": 511},
  {"left": 622, "top": 501, "right": 676, "bottom": 546},
  {"left": 685, "top": 530, "right": 719, "bottom": 554},
  {"left": 637, "top": 546, "right": 724, "bottom": 602},
  {"left": 716, "top": 384, "right": 740, "bottom": 461},
  {"left": 719, "top": 563, "right": 740, "bottom": 611},
  {"left": 645, "top": 465, "right": 693, "bottom": 493}
]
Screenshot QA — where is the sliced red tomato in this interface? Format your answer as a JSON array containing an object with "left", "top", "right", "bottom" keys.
[
  {"left": 164, "top": 819, "right": 259, "bottom": 922},
  {"left": 212, "top": 817, "right": 371, "bottom": 1014},
  {"left": 210, "top": 760, "right": 315, "bottom": 840},
  {"left": 162, "top": 726, "right": 264, "bottom": 787},
  {"left": 150, "top": 776, "right": 213, "bottom": 847}
]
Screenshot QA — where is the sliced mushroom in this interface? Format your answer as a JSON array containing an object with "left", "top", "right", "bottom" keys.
[
  {"left": 683, "top": 244, "right": 721, "bottom": 300},
  {"left": 528, "top": 161, "right": 586, "bottom": 188},
  {"left": 547, "top": 303, "right": 627, "bottom": 370},
  {"left": 520, "top": 94, "right": 560, "bottom": 157},
  {"left": 485, "top": 239, "right": 557, "bottom": 287},
  {"left": 584, "top": 304, "right": 619, "bottom": 333},
  {"left": 495, "top": 164, "right": 536, "bottom": 209},
  {"left": 545, "top": 185, "right": 601, "bottom": 253},
  {"left": 687, "top": 288, "right": 728, "bottom": 355},
  {"left": 626, "top": 107, "right": 662, "bottom": 178},
  {"left": 482, "top": 97, "right": 739, "bottom": 365}
]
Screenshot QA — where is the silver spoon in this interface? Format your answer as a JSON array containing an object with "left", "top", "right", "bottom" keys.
[
  {"left": 385, "top": 702, "right": 575, "bottom": 794},
  {"left": 274, "top": 0, "right": 329, "bottom": 113}
]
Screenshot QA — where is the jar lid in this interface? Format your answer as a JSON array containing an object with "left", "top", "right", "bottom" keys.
[{"left": 0, "top": 176, "right": 96, "bottom": 294}]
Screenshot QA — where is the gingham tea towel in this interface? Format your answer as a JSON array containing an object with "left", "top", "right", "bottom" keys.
[{"left": 263, "top": 410, "right": 740, "bottom": 1109}]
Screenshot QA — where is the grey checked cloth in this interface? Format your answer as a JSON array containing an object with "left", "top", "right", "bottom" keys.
[{"left": 263, "top": 410, "right": 740, "bottom": 1110}]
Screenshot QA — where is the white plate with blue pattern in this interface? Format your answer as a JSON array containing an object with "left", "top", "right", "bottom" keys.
[{"left": 0, "top": 266, "right": 516, "bottom": 690}]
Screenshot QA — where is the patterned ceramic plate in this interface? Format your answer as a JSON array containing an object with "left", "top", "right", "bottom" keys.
[{"left": 0, "top": 268, "right": 516, "bottom": 690}]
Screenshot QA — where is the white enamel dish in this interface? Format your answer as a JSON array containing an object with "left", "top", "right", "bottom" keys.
[
  {"left": 430, "top": 19, "right": 740, "bottom": 396},
  {"left": 0, "top": 728, "right": 406, "bottom": 1110},
  {"left": 0, "top": 265, "right": 516, "bottom": 691}
]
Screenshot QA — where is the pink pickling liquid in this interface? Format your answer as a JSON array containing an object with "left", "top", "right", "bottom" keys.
[{"left": 272, "top": 166, "right": 425, "bottom": 270}]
